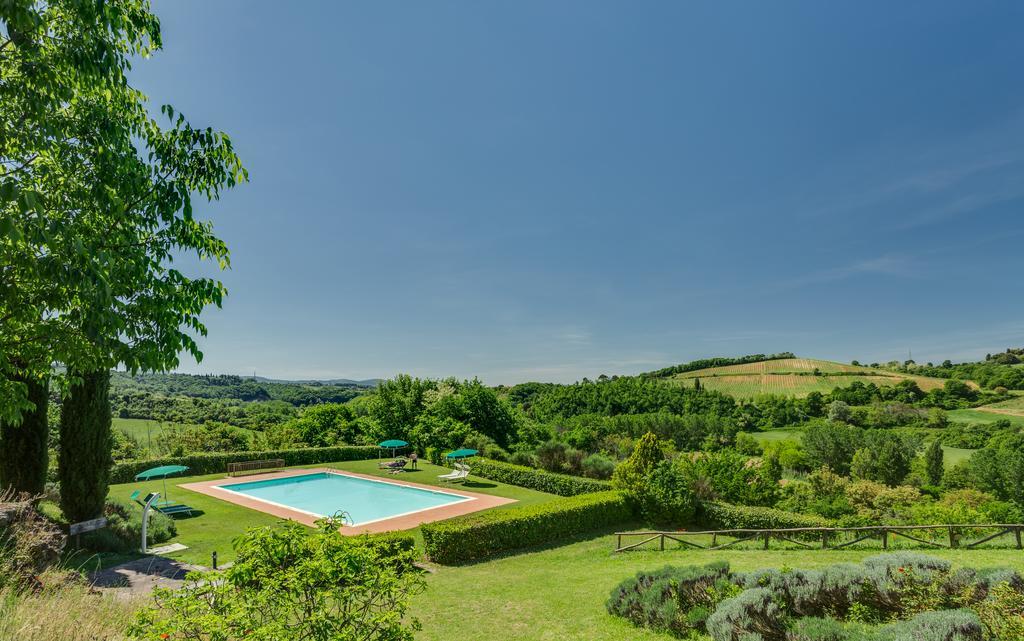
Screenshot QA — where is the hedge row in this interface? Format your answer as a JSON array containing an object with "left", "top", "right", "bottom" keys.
[
  {"left": 422, "top": 490, "right": 631, "bottom": 564},
  {"left": 110, "top": 445, "right": 379, "bottom": 484},
  {"left": 700, "top": 501, "right": 834, "bottom": 530},
  {"left": 469, "top": 458, "right": 611, "bottom": 496}
]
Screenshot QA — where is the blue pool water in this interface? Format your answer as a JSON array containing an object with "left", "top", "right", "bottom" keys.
[{"left": 221, "top": 472, "right": 470, "bottom": 525}]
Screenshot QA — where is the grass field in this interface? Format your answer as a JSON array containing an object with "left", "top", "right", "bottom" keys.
[
  {"left": 409, "top": 528, "right": 1024, "bottom": 641},
  {"left": 671, "top": 358, "right": 962, "bottom": 398},
  {"left": 946, "top": 408, "right": 1024, "bottom": 427},
  {"left": 112, "top": 417, "right": 256, "bottom": 454},
  {"left": 104, "top": 459, "right": 558, "bottom": 567}
]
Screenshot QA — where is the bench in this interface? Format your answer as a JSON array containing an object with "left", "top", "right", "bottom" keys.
[{"left": 226, "top": 458, "right": 286, "bottom": 477}]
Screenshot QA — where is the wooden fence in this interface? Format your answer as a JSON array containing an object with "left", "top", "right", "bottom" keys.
[
  {"left": 226, "top": 458, "right": 285, "bottom": 477},
  {"left": 614, "top": 524, "right": 1024, "bottom": 553}
]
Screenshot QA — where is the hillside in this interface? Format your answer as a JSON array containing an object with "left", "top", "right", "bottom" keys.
[{"left": 666, "top": 357, "right": 966, "bottom": 398}]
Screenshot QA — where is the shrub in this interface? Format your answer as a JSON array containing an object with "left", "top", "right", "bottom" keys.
[
  {"left": 645, "top": 460, "right": 698, "bottom": 526},
  {"left": 110, "top": 445, "right": 378, "bottom": 483},
  {"left": 972, "top": 582, "right": 1024, "bottom": 640},
  {"left": 874, "top": 609, "right": 983, "bottom": 641},
  {"left": 705, "top": 587, "right": 786, "bottom": 641},
  {"left": 130, "top": 519, "right": 424, "bottom": 641},
  {"left": 701, "top": 501, "right": 833, "bottom": 530},
  {"left": 734, "top": 432, "right": 763, "bottom": 456},
  {"left": 606, "top": 562, "right": 735, "bottom": 637},
  {"left": 421, "top": 491, "right": 630, "bottom": 564},
  {"left": 104, "top": 498, "right": 176, "bottom": 550},
  {"left": 581, "top": 453, "right": 616, "bottom": 479},
  {"left": 469, "top": 458, "right": 611, "bottom": 496}
]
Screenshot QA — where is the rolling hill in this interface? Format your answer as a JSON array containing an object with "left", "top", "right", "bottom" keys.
[{"left": 667, "top": 357, "right": 967, "bottom": 398}]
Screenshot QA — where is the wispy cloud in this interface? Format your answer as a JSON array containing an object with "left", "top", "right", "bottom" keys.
[{"left": 772, "top": 255, "right": 915, "bottom": 292}]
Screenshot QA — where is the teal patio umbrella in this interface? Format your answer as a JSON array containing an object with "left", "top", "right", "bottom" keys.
[
  {"left": 135, "top": 465, "right": 189, "bottom": 505},
  {"left": 445, "top": 448, "right": 478, "bottom": 460},
  {"left": 378, "top": 439, "right": 409, "bottom": 458}
]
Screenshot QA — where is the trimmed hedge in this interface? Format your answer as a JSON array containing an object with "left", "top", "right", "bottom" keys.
[
  {"left": 701, "top": 501, "right": 834, "bottom": 530},
  {"left": 422, "top": 490, "right": 630, "bottom": 564},
  {"left": 110, "top": 445, "right": 378, "bottom": 483},
  {"left": 469, "top": 458, "right": 611, "bottom": 496}
]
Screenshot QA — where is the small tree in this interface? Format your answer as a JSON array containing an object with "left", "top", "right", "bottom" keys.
[
  {"left": 612, "top": 432, "right": 665, "bottom": 514},
  {"left": 924, "top": 440, "right": 944, "bottom": 486},
  {"left": 827, "top": 400, "right": 852, "bottom": 424},
  {"left": 130, "top": 519, "right": 424, "bottom": 641}
]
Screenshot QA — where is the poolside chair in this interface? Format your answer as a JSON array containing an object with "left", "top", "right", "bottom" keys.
[
  {"left": 438, "top": 467, "right": 462, "bottom": 482},
  {"left": 131, "top": 490, "right": 195, "bottom": 517},
  {"left": 440, "top": 465, "right": 470, "bottom": 484},
  {"left": 378, "top": 457, "right": 405, "bottom": 470},
  {"left": 387, "top": 459, "right": 408, "bottom": 474}
]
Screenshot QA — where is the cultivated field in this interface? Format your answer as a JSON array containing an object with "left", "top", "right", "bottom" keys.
[{"left": 672, "top": 358, "right": 961, "bottom": 398}]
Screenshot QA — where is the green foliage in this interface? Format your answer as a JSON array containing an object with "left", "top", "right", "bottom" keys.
[
  {"left": 968, "top": 433, "right": 1024, "bottom": 505},
  {"left": 606, "top": 562, "right": 736, "bottom": 637},
  {"left": 705, "top": 587, "right": 786, "bottom": 641},
  {"left": 420, "top": 491, "right": 630, "bottom": 564},
  {"left": 581, "top": 452, "right": 616, "bottom": 479},
  {"left": 0, "top": 373, "right": 48, "bottom": 494},
  {"left": 469, "top": 458, "right": 611, "bottom": 496},
  {"left": 59, "top": 370, "right": 112, "bottom": 523},
  {"left": 925, "top": 440, "right": 945, "bottom": 486},
  {"left": 109, "top": 445, "right": 378, "bottom": 483},
  {"left": 803, "top": 422, "right": 864, "bottom": 476},
  {"left": 104, "top": 498, "right": 176, "bottom": 550},
  {"left": 735, "top": 432, "right": 763, "bottom": 455},
  {"left": 680, "top": 449, "right": 782, "bottom": 507},
  {"left": 612, "top": 432, "right": 666, "bottom": 514},
  {"left": 701, "top": 501, "right": 833, "bottom": 530},
  {"left": 644, "top": 460, "right": 699, "bottom": 525},
  {"left": 850, "top": 431, "right": 919, "bottom": 487},
  {"left": 1, "top": 0, "right": 246, "bottom": 421},
  {"left": 972, "top": 582, "right": 1024, "bottom": 640},
  {"left": 528, "top": 376, "right": 737, "bottom": 423},
  {"left": 129, "top": 519, "right": 424, "bottom": 641},
  {"left": 156, "top": 422, "right": 250, "bottom": 455}
]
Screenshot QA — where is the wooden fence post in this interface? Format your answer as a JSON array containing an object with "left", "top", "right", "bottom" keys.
[
  {"left": 1016, "top": 527, "right": 1022, "bottom": 550},
  {"left": 949, "top": 526, "right": 958, "bottom": 549},
  {"left": 821, "top": 530, "right": 829, "bottom": 549},
  {"left": 616, "top": 534, "right": 621, "bottom": 551},
  {"left": 712, "top": 533, "right": 718, "bottom": 547},
  {"left": 763, "top": 532, "right": 770, "bottom": 550},
  {"left": 660, "top": 534, "right": 665, "bottom": 551},
  {"left": 882, "top": 528, "right": 888, "bottom": 550}
]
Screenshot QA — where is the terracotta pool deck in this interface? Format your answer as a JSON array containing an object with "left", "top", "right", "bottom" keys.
[{"left": 180, "top": 467, "right": 516, "bottom": 534}]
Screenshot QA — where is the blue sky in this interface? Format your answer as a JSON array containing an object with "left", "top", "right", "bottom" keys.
[{"left": 136, "top": 1, "right": 1024, "bottom": 384}]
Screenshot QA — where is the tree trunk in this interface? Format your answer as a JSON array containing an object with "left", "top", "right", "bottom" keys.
[
  {"left": 0, "top": 373, "right": 50, "bottom": 496},
  {"left": 59, "top": 369, "right": 112, "bottom": 523}
]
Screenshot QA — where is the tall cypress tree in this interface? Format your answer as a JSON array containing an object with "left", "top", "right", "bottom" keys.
[
  {"left": 924, "top": 439, "right": 945, "bottom": 486},
  {"left": 0, "top": 372, "right": 49, "bottom": 495},
  {"left": 59, "top": 370, "right": 112, "bottom": 522}
]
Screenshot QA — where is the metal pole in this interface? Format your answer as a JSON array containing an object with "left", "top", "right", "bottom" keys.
[{"left": 141, "top": 492, "right": 160, "bottom": 553}]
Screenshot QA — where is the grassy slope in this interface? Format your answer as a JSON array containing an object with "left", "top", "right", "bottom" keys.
[
  {"left": 671, "top": 358, "right": 959, "bottom": 398},
  {"left": 410, "top": 529, "right": 1024, "bottom": 641},
  {"left": 108, "top": 459, "right": 558, "bottom": 566}
]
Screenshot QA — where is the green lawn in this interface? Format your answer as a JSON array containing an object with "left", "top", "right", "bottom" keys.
[
  {"left": 948, "top": 408, "right": 1024, "bottom": 427},
  {"left": 410, "top": 528, "right": 1024, "bottom": 641},
  {"left": 109, "top": 459, "right": 558, "bottom": 566}
]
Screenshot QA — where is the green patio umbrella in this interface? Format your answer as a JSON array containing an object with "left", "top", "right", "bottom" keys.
[
  {"left": 445, "top": 448, "right": 478, "bottom": 460},
  {"left": 135, "top": 465, "right": 189, "bottom": 505},
  {"left": 378, "top": 439, "right": 409, "bottom": 458}
]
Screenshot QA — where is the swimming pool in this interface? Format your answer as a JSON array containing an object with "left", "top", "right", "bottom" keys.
[{"left": 219, "top": 472, "right": 472, "bottom": 526}]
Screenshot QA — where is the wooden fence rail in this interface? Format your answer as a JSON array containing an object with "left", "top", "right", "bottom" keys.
[
  {"left": 614, "top": 524, "right": 1024, "bottom": 553},
  {"left": 226, "top": 458, "right": 285, "bottom": 477}
]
